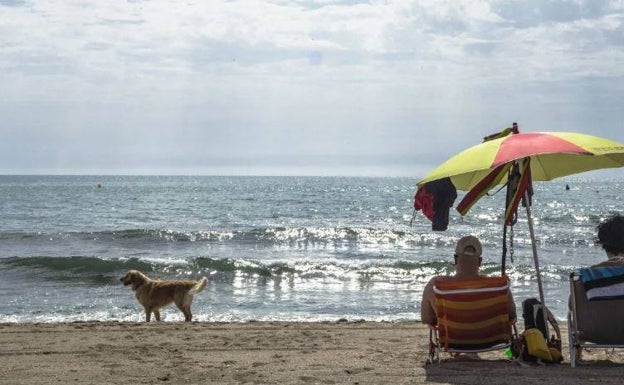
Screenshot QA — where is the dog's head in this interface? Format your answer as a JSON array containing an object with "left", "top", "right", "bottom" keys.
[{"left": 120, "top": 270, "right": 147, "bottom": 291}]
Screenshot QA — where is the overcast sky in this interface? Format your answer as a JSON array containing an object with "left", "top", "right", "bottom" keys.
[{"left": 1, "top": 0, "right": 623, "bottom": 177}]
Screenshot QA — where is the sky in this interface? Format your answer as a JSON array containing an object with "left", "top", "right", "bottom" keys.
[{"left": 1, "top": 0, "right": 623, "bottom": 177}]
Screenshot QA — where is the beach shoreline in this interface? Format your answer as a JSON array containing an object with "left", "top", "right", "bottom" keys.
[{"left": 2, "top": 321, "right": 624, "bottom": 384}]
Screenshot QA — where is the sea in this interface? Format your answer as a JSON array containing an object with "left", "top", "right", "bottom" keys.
[{"left": 0, "top": 175, "right": 622, "bottom": 323}]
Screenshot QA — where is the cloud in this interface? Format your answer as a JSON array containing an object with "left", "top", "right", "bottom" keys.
[
  {"left": 0, "top": 0, "right": 27, "bottom": 7},
  {"left": 491, "top": 0, "right": 619, "bottom": 27},
  {"left": 2, "top": 1, "right": 622, "bottom": 88}
]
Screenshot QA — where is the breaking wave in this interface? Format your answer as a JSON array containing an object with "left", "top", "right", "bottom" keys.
[{"left": 0, "top": 255, "right": 570, "bottom": 286}]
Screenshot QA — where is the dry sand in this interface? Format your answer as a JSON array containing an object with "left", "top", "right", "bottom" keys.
[{"left": 2, "top": 321, "right": 624, "bottom": 385}]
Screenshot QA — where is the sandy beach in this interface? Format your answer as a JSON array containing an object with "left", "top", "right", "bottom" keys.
[{"left": 2, "top": 321, "right": 624, "bottom": 384}]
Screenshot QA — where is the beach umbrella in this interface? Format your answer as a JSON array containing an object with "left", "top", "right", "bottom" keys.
[{"left": 415, "top": 123, "right": 624, "bottom": 305}]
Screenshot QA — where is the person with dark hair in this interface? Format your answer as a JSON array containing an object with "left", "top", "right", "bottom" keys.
[
  {"left": 569, "top": 214, "right": 624, "bottom": 362},
  {"left": 593, "top": 214, "right": 624, "bottom": 267}
]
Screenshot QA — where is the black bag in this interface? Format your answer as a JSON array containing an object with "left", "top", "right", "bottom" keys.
[
  {"left": 522, "top": 298, "right": 549, "bottom": 338},
  {"left": 519, "top": 298, "right": 563, "bottom": 363}
]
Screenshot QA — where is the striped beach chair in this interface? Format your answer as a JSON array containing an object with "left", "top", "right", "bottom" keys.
[{"left": 429, "top": 275, "right": 518, "bottom": 363}]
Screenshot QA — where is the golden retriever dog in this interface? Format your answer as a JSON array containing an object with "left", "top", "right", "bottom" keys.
[{"left": 120, "top": 270, "right": 208, "bottom": 322}]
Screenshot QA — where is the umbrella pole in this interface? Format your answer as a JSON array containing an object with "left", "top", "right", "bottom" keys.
[
  {"left": 501, "top": 223, "right": 507, "bottom": 275},
  {"left": 524, "top": 191, "right": 546, "bottom": 306}
]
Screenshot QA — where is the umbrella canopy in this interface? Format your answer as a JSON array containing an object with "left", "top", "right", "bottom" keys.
[{"left": 418, "top": 131, "right": 624, "bottom": 191}]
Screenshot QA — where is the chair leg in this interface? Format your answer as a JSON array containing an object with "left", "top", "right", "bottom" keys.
[
  {"left": 428, "top": 339, "right": 436, "bottom": 363},
  {"left": 568, "top": 314, "right": 576, "bottom": 368},
  {"left": 428, "top": 329, "right": 440, "bottom": 364}
]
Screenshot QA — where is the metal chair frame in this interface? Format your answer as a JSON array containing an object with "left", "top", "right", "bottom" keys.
[{"left": 568, "top": 271, "right": 624, "bottom": 368}]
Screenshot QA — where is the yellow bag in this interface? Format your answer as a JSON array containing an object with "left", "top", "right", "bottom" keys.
[{"left": 524, "top": 328, "right": 553, "bottom": 361}]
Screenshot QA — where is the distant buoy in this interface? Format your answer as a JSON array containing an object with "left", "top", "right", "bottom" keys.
[
  {"left": 565, "top": 184, "right": 570, "bottom": 191},
  {"left": 97, "top": 183, "right": 102, "bottom": 188}
]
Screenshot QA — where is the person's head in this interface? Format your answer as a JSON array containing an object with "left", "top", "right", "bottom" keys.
[
  {"left": 596, "top": 214, "right": 624, "bottom": 256},
  {"left": 454, "top": 235, "right": 483, "bottom": 276}
]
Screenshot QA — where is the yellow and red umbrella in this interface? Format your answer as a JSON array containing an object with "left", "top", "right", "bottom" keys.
[
  {"left": 418, "top": 126, "right": 624, "bottom": 223},
  {"left": 415, "top": 123, "right": 624, "bottom": 305},
  {"left": 418, "top": 128, "right": 624, "bottom": 191}
]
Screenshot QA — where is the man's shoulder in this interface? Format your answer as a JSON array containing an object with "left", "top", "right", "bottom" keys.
[
  {"left": 430, "top": 274, "right": 484, "bottom": 282},
  {"left": 430, "top": 274, "right": 508, "bottom": 288},
  {"left": 427, "top": 275, "right": 452, "bottom": 284}
]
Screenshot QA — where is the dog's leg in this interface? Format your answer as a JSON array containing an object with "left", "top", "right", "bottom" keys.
[
  {"left": 175, "top": 299, "right": 192, "bottom": 322},
  {"left": 183, "top": 306, "right": 192, "bottom": 322},
  {"left": 179, "top": 304, "right": 192, "bottom": 322},
  {"left": 144, "top": 308, "right": 151, "bottom": 322},
  {"left": 154, "top": 309, "right": 161, "bottom": 322}
]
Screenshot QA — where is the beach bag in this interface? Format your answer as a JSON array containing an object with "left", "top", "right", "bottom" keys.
[
  {"left": 519, "top": 298, "right": 563, "bottom": 363},
  {"left": 523, "top": 328, "right": 552, "bottom": 361}
]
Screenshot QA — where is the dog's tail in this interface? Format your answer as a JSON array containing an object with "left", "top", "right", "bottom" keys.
[{"left": 189, "top": 277, "right": 208, "bottom": 295}]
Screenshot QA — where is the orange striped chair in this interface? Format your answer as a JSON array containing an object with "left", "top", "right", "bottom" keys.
[{"left": 429, "top": 276, "right": 518, "bottom": 363}]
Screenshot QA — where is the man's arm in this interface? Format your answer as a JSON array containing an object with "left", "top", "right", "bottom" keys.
[{"left": 420, "top": 279, "right": 437, "bottom": 325}]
